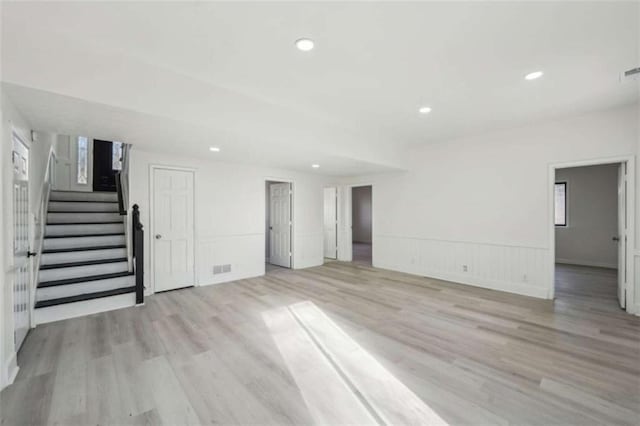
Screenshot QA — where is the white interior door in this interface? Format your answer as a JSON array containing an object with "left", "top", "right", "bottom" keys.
[
  {"left": 323, "top": 187, "right": 337, "bottom": 259},
  {"left": 12, "top": 132, "right": 31, "bottom": 350},
  {"left": 269, "top": 182, "right": 292, "bottom": 268},
  {"left": 153, "top": 168, "right": 195, "bottom": 292},
  {"left": 617, "top": 163, "right": 627, "bottom": 309}
]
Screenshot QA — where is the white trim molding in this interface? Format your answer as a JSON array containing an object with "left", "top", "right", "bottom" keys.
[{"left": 2, "top": 351, "right": 19, "bottom": 390}]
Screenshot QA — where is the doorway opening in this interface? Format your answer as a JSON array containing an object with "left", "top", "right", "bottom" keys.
[
  {"left": 351, "top": 185, "right": 372, "bottom": 266},
  {"left": 552, "top": 161, "right": 631, "bottom": 313},
  {"left": 93, "top": 140, "right": 123, "bottom": 192},
  {"left": 266, "top": 180, "right": 293, "bottom": 273}
]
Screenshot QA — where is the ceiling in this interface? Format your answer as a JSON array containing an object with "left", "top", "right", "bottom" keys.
[{"left": 2, "top": 2, "right": 638, "bottom": 175}]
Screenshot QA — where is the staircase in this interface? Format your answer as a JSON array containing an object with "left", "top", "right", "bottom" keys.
[{"left": 34, "top": 190, "right": 136, "bottom": 324}]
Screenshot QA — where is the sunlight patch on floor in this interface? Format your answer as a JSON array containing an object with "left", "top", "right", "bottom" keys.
[{"left": 263, "top": 301, "right": 448, "bottom": 425}]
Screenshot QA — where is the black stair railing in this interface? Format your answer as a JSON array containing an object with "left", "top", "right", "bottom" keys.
[
  {"left": 115, "top": 172, "right": 127, "bottom": 215},
  {"left": 132, "top": 204, "right": 144, "bottom": 304}
]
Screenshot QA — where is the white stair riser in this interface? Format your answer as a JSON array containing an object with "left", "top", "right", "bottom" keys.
[
  {"left": 35, "top": 293, "right": 136, "bottom": 325},
  {"left": 49, "top": 201, "right": 119, "bottom": 212},
  {"left": 41, "top": 248, "right": 128, "bottom": 266},
  {"left": 43, "top": 235, "right": 126, "bottom": 250},
  {"left": 47, "top": 212, "right": 122, "bottom": 224},
  {"left": 46, "top": 223, "right": 124, "bottom": 237},
  {"left": 37, "top": 275, "right": 134, "bottom": 301},
  {"left": 50, "top": 191, "right": 118, "bottom": 202},
  {"left": 39, "top": 261, "right": 129, "bottom": 282}
]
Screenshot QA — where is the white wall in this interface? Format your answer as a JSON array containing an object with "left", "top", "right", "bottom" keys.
[
  {"left": 555, "top": 164, "right": 618, "bottom": 269},
  {"left": 265, "top": 181, "right": 270, "bottom": 261},
  {"left": 341, "top": 105, "right": 639, "bottom": 302},
  {"left": 352, "top": 185, "right": 372, "bottom": 243},
  {"left": 130, "top": 149, "right": 328, "bottom": 293}
]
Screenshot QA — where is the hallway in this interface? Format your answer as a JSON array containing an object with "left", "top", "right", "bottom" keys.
[{"left": 555, "top": 264, "right": 622, "bottom": 314}]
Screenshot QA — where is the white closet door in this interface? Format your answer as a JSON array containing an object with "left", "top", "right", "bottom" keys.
[
  {"left": 324, "top": 187, "right": 337, "bottom": 259},
  {"left": 269, "top": 183, "right": 292, "bottom": 268},
  {"left": 617, "top": 163, "right": 627, "bottom": 308},
  {"left": 152, "top": 168, "right": 195, "bottom": 292},
  {"left": 12, "top": 132, "right": 31, "bottom": 350}
]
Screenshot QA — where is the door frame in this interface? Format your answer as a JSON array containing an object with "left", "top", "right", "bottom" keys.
[
  {"left": 323, "top": 186, "right": 338, "bottom": 260},
  {"left": 337, "top": 183, "right": 374, "bottom": 264},
  {"left": 265, "top": 177, "right": 295, "bottom": 269},
  {"left": 148, "top": 164, "right": 197, "bottom": 294},
  {"left": 548, "top": 155, "right": 635, "bottom": 314}
]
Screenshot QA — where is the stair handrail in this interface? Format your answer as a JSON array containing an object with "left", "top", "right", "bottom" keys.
[
  {"left": 31, "top": 146, "right": 56, "bottom": 325},
  {"left": 132, "top": 204, "right": 144, "bottom": 305},
  {"left": 115, "top": 144, "right": 131, "bottom": 215}
]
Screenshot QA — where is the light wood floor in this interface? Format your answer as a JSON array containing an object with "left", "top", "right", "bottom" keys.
[
  {"left": 2, "top": 262, "right": 639, "bottom": 425},
  {"left": 352, "top": 242, "right": 372, "bottom": 266}
]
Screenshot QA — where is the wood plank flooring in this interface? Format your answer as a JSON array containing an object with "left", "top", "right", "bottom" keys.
[
  {"left": 2, "top": 262, "right": 639, "bottom": 425},
  {"left": 352, "top": 242, "right": 372, "bottom": 266}
]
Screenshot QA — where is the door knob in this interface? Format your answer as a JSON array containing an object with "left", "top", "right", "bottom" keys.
[
  {"left": 155, "top": 234, "right": 162, "bottom": 239},
  {"left": 612, "top": 236, "right": 620, "bottom": 242}
]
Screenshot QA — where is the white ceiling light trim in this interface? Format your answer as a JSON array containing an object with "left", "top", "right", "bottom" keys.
[
  {"left": 311, "top": 164, "right": 320, "bottom": 168},
  {"left": 295, "top": 38, "right": 315, "bottom": 51},
  {"left": 525, "top": 71, "right": 544, "bottom": 80},
  {"left": 209, "top": 146, "right": 221, "bottom": 152},
  {"left": 418, "top": 106, "right": 432, "bottom": 114}
]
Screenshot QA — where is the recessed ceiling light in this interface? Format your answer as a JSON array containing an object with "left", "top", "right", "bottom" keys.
[
  {"left": 295, "top": 38, "right": 314, "bottom": 52},
  {"left": 311, "top": 164, "right": 320, "bottom": 168},
  {"left": 209, "top": 147, "right": 220, "bottom": 152},
  {"left": 419, "top": 106, "right": 432, "bottom": 114},
  {"left": 525, "top": 71, "right": 544, "bottom": 80}
]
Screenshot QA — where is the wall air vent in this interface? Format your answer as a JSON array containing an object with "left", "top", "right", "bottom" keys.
[
  {"left": 213, "top": 264, "right": 232, "bottom": 275},
  {"left": 621, "top": 67, "right": 640, "bottom": 82}
]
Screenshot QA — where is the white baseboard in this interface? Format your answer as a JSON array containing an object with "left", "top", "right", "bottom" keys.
[
  {"left": 555, "top": 258, "right": 617, "bottom": 269},
  {"left": 375, "top": 262, "right": 549, "bottom": 299},
  {"left": 2, "top": 351, "right": 19, "bottom": 390}
]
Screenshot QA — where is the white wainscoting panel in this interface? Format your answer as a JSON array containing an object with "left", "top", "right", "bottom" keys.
[
  {"left": 196, "top": 232, "right": 324, "bottom": 287},
  {"left": 374, "top": 235, "right": 550, "bottom": 299},
  {"left": 633, "top": 251, "right": 640, "bottom": 316},
  {"left": 197, "top": 234, "right": 264, "bottom": 286},
  {"left": 294, "top": 232, "right": 324, "bottom": 270}
]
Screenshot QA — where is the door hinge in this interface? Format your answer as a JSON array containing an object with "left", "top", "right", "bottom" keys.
[{"left": 289, "top": 252, "right": 292, "bottom": 257}]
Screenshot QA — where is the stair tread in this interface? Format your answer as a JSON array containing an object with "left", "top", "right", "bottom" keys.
[
  {"left": 51, "top": 190, "right": 116, "bottom": 193},
  {"left": 45, "top": 233, "right": 125, "bottom": 239},
  {"left": 49, "top": 200, "right": 118, "bottom": 203},
  {"left": 35, "top": 286, "right": 135, "bottom": 308},
  {"left": 47, "top": 211, "right": 122, "bottom": 214},
  {"left": 40, "top": 257, "right": 128, "bottom": 270},
  {"left": 46, "top": 222, "right": 123, "bottom": 225},
  {"left": 42, "top": 245, "right": 126, "bottom": 254},
  {"left": 38, "top": 271, "right": 134, "bottom": 288}
]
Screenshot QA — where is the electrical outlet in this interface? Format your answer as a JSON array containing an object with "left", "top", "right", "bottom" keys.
[{"left": 462, "top": 264, "right": 468, "bottom": 272}]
